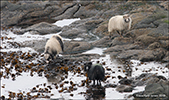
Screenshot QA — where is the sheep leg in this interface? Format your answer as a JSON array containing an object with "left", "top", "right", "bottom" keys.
[
  {"left": 109, "top": 32, "right": 112, "bottom": 39},
  {"left": 98, "top": 80, "right": 101, "bottom": 86},
  {"left": 116, "top": 30, "right": 121, "bottom": 37},
  {"left": 93, "top": 80, "right": 95, "bottom": 86}
]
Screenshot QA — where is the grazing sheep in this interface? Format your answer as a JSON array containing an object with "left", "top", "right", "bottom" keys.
[
  {"left": 44, "top": 34, "right": 64, "bottom": 63},
  {"left": 84, "top": 62, "right": 105, "bottom": 86},
  {"left": 108, "top": 14, "right": 132, "bottom": 37}
]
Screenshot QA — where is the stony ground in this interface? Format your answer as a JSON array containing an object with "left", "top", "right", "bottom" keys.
[{"left": 0, "top": 0, "right": 169, "bottom": 99}]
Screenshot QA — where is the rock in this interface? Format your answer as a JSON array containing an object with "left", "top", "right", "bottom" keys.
[
  {"left": 0, "top": 1, "right": 9, "bottom": 9},
  {"left": 53, "top": 3, "right": 80, "bottom": 20},
  {"left": 119, "top": 78, "right": 133, "bottom": 85},
  {"left": 60, "top": 28, "right": 87, "bottom": 39},
  {"left": 162, "top": 56, "right": 169, "bottom": 62},
  {"left": 148, "top": 23, "right": 169, "bottom": 37},
  {"left": 160, "top": 1, "right": 169, "bottom": 11},
  {"left": 117, "top": 48, "right": 166, "bottom": 62},
  {"left": 133, "top": 83, "right": 169, "bottom": 100},
  {"left": 132, "top": 73, "right": 168, "bottom": 86},
  {"left": 135, "top": 23, "right": 156, "bottom": 29},
  {"left": 135, "top": 34, "right": 156, "bottom": 46},
  {"left": 110, "top": 37, "right": 134, "bottom": 47},
  {"left": 73, "top": 4, "right": 99, "bottom": 19},
  {"left": 92, "top": 22, "right": 108, "bottom": 38},
  {"left": 91, "top": 36, "right": 111, "bottom": 47},
  {"left": 159, "top": 40, "right": 169, "bottom": 50},
  {"left": 116, "top": 85, "right": 134, "bottom": 92},
  {"left": 20, "top": 22, "right": 62, "bottom": 35},
  {"left": 153, "top": 18, "right": 168, "bottom": 26},
  {"left": 104, "top": 44, "right": 140, "bottom": 53},
  {"left": 1, "top": 1, "right": 45, "bottom": 27},
  {"left": 20, "top": 39, "right": 47, "bottom": 53},
  {"left": 60, "top": 17, "right": 103, "bottom": 40},
  {"left": 63, "top": 53, "right": 101, "bottom": 61},
  {"left": 127, "top": 28, "right": 153, "bottom": 38},
  {"left": 162, "top": 51, "right": 169, "bottom": 62},
  {"left": 104, "top": 84, "right": 117, "bottom": 88},
  {"left": 117, "top": 50, "right": 145, "bottom": 60},
  {"left": 147, "top": 42, "right": 160, "bottom": 50},
  {"left": 134, "top": 10, "right": 168, "bottom": 29},
  {"left": 139, "top": 48, "right": 166, "bottom": 62},
  {"left": 64, "top": 41, "right": 92, "bottom": 54}
]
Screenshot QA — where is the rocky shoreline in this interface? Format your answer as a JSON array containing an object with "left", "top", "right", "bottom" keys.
[
  {"left": 1, "top": 0, "right": 168, "bottom": 63},
  {"left": 1, "top": 0, "right": 169, "bottom": 99}
]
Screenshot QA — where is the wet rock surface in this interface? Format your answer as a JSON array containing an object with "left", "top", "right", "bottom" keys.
[
  {"left": 1, "top": 1, "right": 169, "bottom": 63},
  {"left": 130, "top": 73, "right": 169, "bottom": 100},
  {"left": 1, "top": 0, "right": 169, "bottom": 99}
]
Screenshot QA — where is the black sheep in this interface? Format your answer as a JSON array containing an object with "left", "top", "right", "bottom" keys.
[{"left": 84, "top": 62, "right": 105, "bottom": 86}]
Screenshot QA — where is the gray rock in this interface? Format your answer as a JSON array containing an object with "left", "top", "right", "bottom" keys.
[
  {"left": 63, "top": 53, "right": 101, "bottom": 61},
  {"left": 20, "top": 22, "right": 62, "bottom": 35},
  {"left": 64, "top": 40, "right": 92, "bottom": 54},
  {"left": 110, "top": 52, "right": 121, "bottom": 58},
  {"left": 162, "top": 51, "right": 169, "bottom": 62},
  {"left": 119, "top": 78, "right": 133, "bottom": 85},
  {"left": 147, "top": 42, "right": 160, "bottom": 50},
  {"left": 135, "top": 23, "right": 156, "bottom": 29},
  {"left": 134, "top": 11, "right": 168, "bottom": 29},
  {"left": 135, "top": 34, "right": 156, "bottom": 46},
  {"left": 126, "top": 28, "right": 153, "bottom": 38},
  {"left": 153, "top": 18, "right": 169, "bottom": 26},
  {"left": 117, "top": 50, "right": 145, "bottom": 60},
  {"left": 133, "top": 83, "right": 169, "bottom": 100},
  {"left": 159, "top": 40, "right": 169, "bottom": 50},
  {"left": 104, "top": 44, "right": 140, "bottom": 53},
  {"left": 60, "top": 17, "right": 103, "bottom": 40},
  {"left": 148, "top": 23, "right": 169, "bottom": 37},
  {"left": 73, "top": 4, "right": 99, "bottom": 19},
  {"left": 117, "top": 48, "right": 165, "bottom": 62},
  {"left": 92, "top": 22, "right": 108, "bottom": 38},
  {"left": 0, "top": 1, "right": 9, "bottom": 9},
  {"left": 60, "top": 28, "right": 87, "bottom": 39},
  {"left": 21, "top": 39, "right": 47, "bottom": 53},
  {"left": 139, "top": 48, "right": 166, "bottom": 62},
  {"left": 116, "top": 85, "right": 134, "bottom": 92},
  {"left": 53, "top": 3, "right": 80, "bottom": 20},
  {"left": 110, "top": 37, "right": 134, "bottom": 47},
  {"left": 91, "top": 36, "right": 111, "bottom": 47}
]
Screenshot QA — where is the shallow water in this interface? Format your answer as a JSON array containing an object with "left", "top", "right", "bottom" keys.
[{"left": 1, "top": 18, "right": 168, "bottom": 99}]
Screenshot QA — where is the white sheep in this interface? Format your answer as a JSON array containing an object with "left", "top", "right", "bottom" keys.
[
  {"left": 108, "top": 14, "right": 132, "bottom": 37},
  {"left": 44, "top": 34, "right": 64, "bottom": 63}
]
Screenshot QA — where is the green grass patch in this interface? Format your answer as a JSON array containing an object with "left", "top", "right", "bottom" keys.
[{"left": 164, "top": 20, "right": 169, "bottom": 24}]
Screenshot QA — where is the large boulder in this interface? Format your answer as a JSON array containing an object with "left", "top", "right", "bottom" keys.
[
  {"left": 60, "top": 17, "right": 103, "bottom": 40},
  {"left": 19, "top": 22, "right": 62, "bottom": 35},
  {"left": 73, "top": 4, "right": 100, "bottom": 19},
  {"left": 91, "top": 36, "right": 111, "bottom": 47},
  {"left": 133, "top": 82, "right": 169, "bottom": 100},
  {"left": 104, "top": 44, "right": 140, "bottom": 53},
  {"left": 148, "top": 23, "right": 169, "bottom": 37},
  {"left": 135, "top": 34, "right": 156, "bottom": 46},
  {"left": 139, "top": 48, "right": 166, "bottom": 62},
  {"left": 64, "top": 41, "right": 92, "bottom": 54},
  {"left": 110, "top": 37, "right": 134, "bottom": 47}
]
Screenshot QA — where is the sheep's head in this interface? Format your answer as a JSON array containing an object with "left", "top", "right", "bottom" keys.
[
  {"left": 123, "top": 14, "right": 131, "bottom": 23},
  {"left": 84, "top": 62, "right": 92, "bottom": 71}
]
